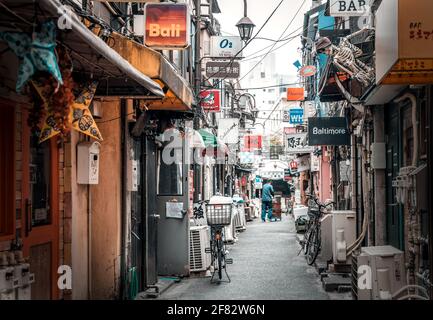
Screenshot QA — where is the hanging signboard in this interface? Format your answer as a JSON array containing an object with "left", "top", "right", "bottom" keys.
[
  {"left": 254, "top": 176, "right": 263, "bottom": 189},
  {"left": 210, "top": 36, "right": 243, "bottom": 58},
  {"left": 329, "top": 0, "right": 370, "bottom": 17},
  {"left": 284, "top": 127, "right": 297, "bottom": 135},
  {"left": 205, "top": 61, "right": 240, "bottom": 79},
  {"left": 299, "top": 65, "right": 317, "bottom": 77},
  {"left": 285, "top": 132, "right": 314, "bottom": 154},
  {"left": 287, "top": 87, "right": 305, "bottom": 101},
  {"left": 289, "top": 108, "right": 304, "bottom": 124},
  {"left": 308, "top": 117, "right": 350, "bottom": 146},
  {"left": 243, "top": 135, "right": 262, "bottom": 151},
  {"left": 144, "top": 3, "right": 190, "bottom": 49},
  {"left": 239, "top": 152, "right": 254, "bottom": 164},
  {"left": 199, "top": 89, "right": 221, "bottom": 112},
  {"left": 217, "top": 118, "right": 239, "bottom": 144}
]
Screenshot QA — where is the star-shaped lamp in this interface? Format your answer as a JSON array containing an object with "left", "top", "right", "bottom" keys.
[{"left": 0, "top": 20, "right": 63, "bottom": 92}]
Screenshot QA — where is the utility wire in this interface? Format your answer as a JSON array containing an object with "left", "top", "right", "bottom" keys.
[{"left": 236, "top": 0, "right": 307, "bottom": 84}]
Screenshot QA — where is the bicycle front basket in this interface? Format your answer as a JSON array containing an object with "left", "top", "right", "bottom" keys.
[{"left": 206, "top": 203, "right": 233, "bottom": 226}]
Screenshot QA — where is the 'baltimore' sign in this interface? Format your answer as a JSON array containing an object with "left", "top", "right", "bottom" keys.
[{"left": 308, "top": 117, "right": 350, "bottom": 146}]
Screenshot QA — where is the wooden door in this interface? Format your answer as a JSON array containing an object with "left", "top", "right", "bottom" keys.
[{"left": 21, "top": 109, "right": 59, "bottom": 300}]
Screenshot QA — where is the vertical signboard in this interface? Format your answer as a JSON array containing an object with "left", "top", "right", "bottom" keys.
[
  {"left": 199, "top": 90, "right": 221, "bottom": 112},
  {"left": 144, "top": 3, "right": 190, "bottom": 49}
]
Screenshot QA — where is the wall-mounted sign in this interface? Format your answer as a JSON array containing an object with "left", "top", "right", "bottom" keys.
[
  {"left": 205, "top": 61, "right": 240, "bottom": 79},
  {"left": 287, "top": 87, "right": 305, "bottom": 101},
  {"left": 376, "top": 0, "right": 433, "bottom": 85},
  {"left": 329, "top": 0, "right": 370, "bottom": 17},
  {"left": 239, "top": 152, "right": 254, "bottom": 164},
  {"left": 308, "top": 117, "right": 350, "bottom": 146},
  {"left": 217, "top": 118, "right": 239, "bottom": 144},
  {"left": 243, "top": 135, "right": 262, "bottom": 151},
  {"left": 289, "top": 108, "right": 304, "bottom": 124},
  {"left": 199, "top": 90, "right": 220, "bottom": 112},
  {"left": 210, "top": 36, "right": 243, "bottom": 58},
  {"left": 295, "top": 155, "right": 311, "bottom": 172},
  {"left": 299, "top": 65, "right": 317, "bottom": 77},
  {"left": 311, "top": 153, "right": 320, "bottom": 172},
  {"left": 284, "top": 127, "right": 297, "bottom": 135},
  {"left": 285, "top": 132, "right": 314, "bottom": 154},
  {"left": 144, "top": 3, "right": 190, "bottom": 49}
]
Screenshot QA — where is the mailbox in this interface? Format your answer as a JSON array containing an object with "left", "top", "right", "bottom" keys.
[{"left": 77, "top": 141, "right": 101, "bottom": 185}]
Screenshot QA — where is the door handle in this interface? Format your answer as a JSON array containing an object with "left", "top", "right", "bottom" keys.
[
  {"left": 25, "top": 199, "right": 32, "bottom": 236},
  {"left": 151, "top": 214, "right": 161, "bottom": 220}
]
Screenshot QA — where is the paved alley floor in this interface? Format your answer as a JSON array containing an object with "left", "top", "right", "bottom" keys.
[{"left": 140, "top": 214, "right": 352, "bottom": 300}]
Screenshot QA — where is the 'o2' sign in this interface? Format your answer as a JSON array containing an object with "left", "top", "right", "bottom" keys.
[
  {"left": 210, "top": 36, "right": 242, "bottom": 58},
  {"left": 219, "top": 38, "right": 233, "bottom": 49}
]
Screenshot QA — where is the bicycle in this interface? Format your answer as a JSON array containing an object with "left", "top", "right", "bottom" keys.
[
  {"left": 299, "top": 194, "right": 334, "bottom": 265},
  {"left": 205, "top": 200, "right": 233, "bottom": 283}
]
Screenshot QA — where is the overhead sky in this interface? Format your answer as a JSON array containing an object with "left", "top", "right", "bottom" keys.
[{"left": 214, "top": 0, "right": 311, "bottom": 85}]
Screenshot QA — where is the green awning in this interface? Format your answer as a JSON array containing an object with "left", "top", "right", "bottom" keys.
[
  {"left": 198, "top": 129, "right": 229, "bottom": 155},
  {"left": 198, "top": 129, "right": 218, "bottom": 148}
]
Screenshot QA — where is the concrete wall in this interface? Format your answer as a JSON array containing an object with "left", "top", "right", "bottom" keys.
[{"left": 91, "top": 100, "right": 122, "bottom": 299}]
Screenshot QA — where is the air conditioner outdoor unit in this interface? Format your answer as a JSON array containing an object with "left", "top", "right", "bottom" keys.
[
  {"left": 331, "top": 210, "right": 356, "bottom": 265},
  {"left": 189, "top": 226, "right": 212, "bottom": 273},
  {"left": 352, "top": 246, "right": 406, "bottom": 300}
]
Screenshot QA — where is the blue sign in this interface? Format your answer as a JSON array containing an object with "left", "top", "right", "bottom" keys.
[{"left": 289, "top": 108, "right": 304, "bottom": 124}]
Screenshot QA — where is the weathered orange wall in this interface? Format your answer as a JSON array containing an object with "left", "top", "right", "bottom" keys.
[{"left": 91, "top": 100, "right": 122, "bottom": 299}]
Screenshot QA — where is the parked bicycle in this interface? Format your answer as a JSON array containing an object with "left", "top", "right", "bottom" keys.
[
  {"left": 299, "top": 194, "right": 334, "bottom": 265},
  {"left": 205, "top": 197, "right": 233, "bottom": 283}
]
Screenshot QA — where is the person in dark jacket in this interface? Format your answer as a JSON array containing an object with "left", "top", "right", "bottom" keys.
[{"left": 261, "top": 180, "right": 275, "bottom": 222}]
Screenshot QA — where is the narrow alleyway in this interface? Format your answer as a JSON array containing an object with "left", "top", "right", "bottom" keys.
[{"left": 143, "top": 215, "right": 350, "bottom": 300}]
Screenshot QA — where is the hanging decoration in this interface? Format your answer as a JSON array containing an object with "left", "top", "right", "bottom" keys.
[
  {"left": 70, "top": 81, "right": 103, "bottom": 141},
  {"left": 0, "top": 20, "right": 63, "bottom": 92},
  {"left": 30, "top": 46, "right": 75, "bottom": 143}
]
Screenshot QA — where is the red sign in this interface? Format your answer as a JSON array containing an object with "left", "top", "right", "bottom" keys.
[
  {"left": 284, "top": 127, "right": 297, "bottom": 135},
  {"left": 241, "top": 176, "right": 247, "bottom": 187},
  {"left": 199, "top": 90, "right": 221, "bottom": 112},
  {"left": 299, "top": 65, "right": 317, "bottom": 77},
  {"left": 145, "top": 3, "right": 190, "bottom": 49},
  {"left": 243, "top": 135, "right": 262, "bottom": 151},
  {"left": 290, "top": 160, "right": 298, "bottom": 171},
  {"left": 287, "top": 87, "right": 305, "bottom": 101}
]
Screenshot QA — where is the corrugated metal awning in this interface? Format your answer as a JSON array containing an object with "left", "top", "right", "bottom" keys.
[{"left": 0, "top": 0, "right": 164, "bottom": 98}]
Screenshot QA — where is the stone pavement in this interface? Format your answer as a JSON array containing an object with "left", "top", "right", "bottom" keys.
[{"left": 138, "top": 214, "right": 352, "bottom": 300}]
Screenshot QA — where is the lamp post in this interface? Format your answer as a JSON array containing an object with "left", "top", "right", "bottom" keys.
[{"left": 236, "top": 0, "right": 255, "bottom": 42}]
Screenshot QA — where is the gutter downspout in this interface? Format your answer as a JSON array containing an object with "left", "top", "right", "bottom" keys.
[{"left": 120, "top": 99, "right": 127, "bottom": 299}]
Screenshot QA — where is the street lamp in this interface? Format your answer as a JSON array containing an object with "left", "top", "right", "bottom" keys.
[{"left": 236, "top": 0, "right": 255, "bottom": 42}]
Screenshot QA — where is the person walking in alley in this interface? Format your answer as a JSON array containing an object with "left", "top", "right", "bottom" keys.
[{"left": 261, "top": 180, "right": 275, "bottom": 222}]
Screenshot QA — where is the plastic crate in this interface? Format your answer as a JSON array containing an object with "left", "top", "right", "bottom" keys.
[{"left": 206, "top": 203, "right": 233, "bottom": 226}]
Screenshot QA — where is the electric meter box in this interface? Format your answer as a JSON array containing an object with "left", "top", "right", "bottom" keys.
[{"left": 77, "top": 141, "right": 101, "bottom": 185}]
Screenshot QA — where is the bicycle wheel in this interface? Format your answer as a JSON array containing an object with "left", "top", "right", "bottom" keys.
[
  {"left": 306, "top": 224, "right": 320, "bottom": 265},
  {"left": 303, "top": 220, "right": 313, "bottom": 255}
]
